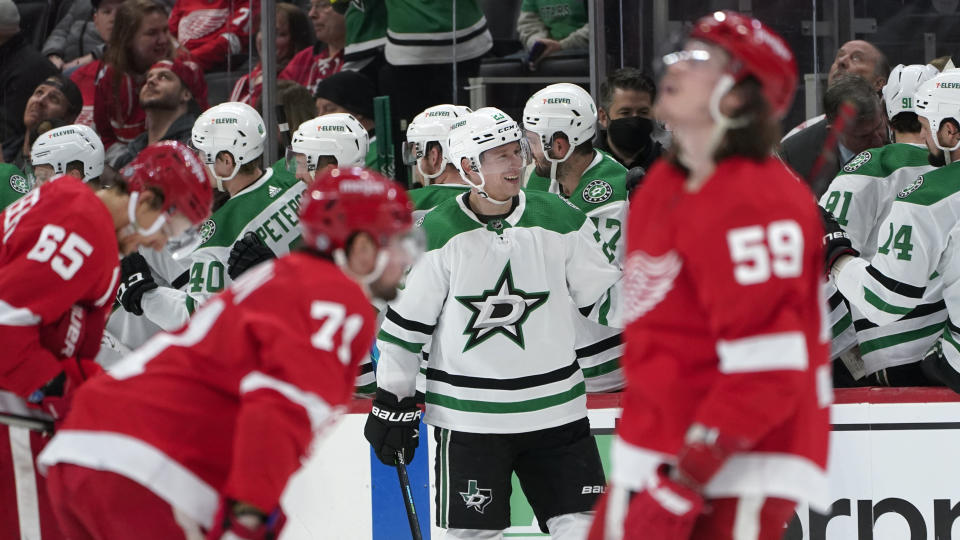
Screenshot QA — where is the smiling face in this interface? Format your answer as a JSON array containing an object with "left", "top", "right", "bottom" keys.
[
  {"left": 473, "top": 141, "right": 525, "bottom": 200},
  {"left": 131, "top": 11, "right": 171, "bottom": 72}
]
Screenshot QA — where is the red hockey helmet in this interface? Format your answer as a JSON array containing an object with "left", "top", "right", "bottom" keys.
[
  {"left": 300, "top": 167, "right": 414, "bottom": 253},
  {"left": 690, "top": 11, "right": 798, "bottom": 119},
  {"left": 123, "top": 140, "right": 214, "bottom": 226}
]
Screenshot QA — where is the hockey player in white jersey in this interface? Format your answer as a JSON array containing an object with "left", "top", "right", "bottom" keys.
[
  {"left": 365, "top": 107, "right": 622, "bottom": 539},
  {"left": 524, "top": 83, "right": 627, "bottom": 391},
  {"left": 287, "top": 112, "right": 370, "bottom": 184},
  {"left": 821, "top": 63, "right": 944, "bottom": 384},
  {"left": 29, "top": 124, "right": 105, "bottom": 187},
  {"left": 828, "top": 69, "right": 960, "bottom": 388},
  {"left": 403, "top": 104, "right": 475, "bottom": 219}
]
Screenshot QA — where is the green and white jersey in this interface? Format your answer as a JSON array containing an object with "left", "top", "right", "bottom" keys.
[
  {"left": 526, "top": 149, "right": 628, "bottom": 264},
  {"left": 185, "top": 167, "right": 304, "bottom": 311},
  {"left": 520, "top": 0, "right": 588, "bottom": 40},
  {"left": 0, "top": 163, "right": 30, "bottom": 211},
  {"left": 376, "top": 190, "right": 621, "bottom": 433},
  {"left": 384, "top": 0, "right": 493, "bottom": 65},
  {"left": 409, "top": 183, "right": 471, "bottom": 221},
  {"left": 526, "top": 150, "right": 627, "bottom": 391},
  {"left": 345, "top": 0, "right": 387, "bottom": 66},
  {"left": 820, "top": 144, "right": 934, "bottom": 260},
  {"left": 835, "top": 161, "right": 956, "bottom": 374},
  {"left": 820, "top": 144, "right": 937, "bottom": 372}
]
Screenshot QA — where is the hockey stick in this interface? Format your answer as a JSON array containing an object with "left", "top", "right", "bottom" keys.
[
  {"left": 0, "top": 391, "right": 55, "bottom": 433},
  {"left": 395, "top": 450, "right": 424, "bottom": 540},
  {"left": 808, "top": 100, "right": 858, "bottom": 195}
]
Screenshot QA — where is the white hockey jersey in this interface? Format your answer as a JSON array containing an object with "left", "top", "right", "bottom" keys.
[{"left": 376, "top": 190, "right": 621, "bottom": 433}]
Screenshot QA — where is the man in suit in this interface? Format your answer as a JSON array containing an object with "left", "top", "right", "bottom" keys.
[{"left": 780, "top": 74, "right": 887, "bottom": 197}]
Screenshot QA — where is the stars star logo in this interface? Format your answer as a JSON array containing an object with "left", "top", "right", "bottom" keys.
[
  {"left": 455, "top": 262, "right": 549, "bottom": 352},
  {"left": 460, "top": 480, "right": 493, "bottom": 514}
]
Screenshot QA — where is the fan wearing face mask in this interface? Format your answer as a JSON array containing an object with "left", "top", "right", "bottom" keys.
[{"left": 596, "top": 68, "right": 665, "bottom": 181}]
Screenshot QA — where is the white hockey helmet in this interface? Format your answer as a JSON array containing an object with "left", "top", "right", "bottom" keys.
[
  {"left": 30, "top": 124, "right": 104, "bottom": 185},
  {"left": 447, "top": 107, "right": 530, "bottom": 204},
  {"left": 191, "top": 102, "right": 266, "bottom": 189},
  {"left": 523, "top": 83, "right": 597, "bottom": 179},
  {"left": 288, "top": 113, "right": 369, "bottom": 181},
  {"left": 403, "top": 104, "right": 472, "bottom": 183},
  {"left": 915, "top": 70, "right": 960, "bottom": 161},
  {"left": 883, "top": 64, "right": 940, "bottom": 120}
]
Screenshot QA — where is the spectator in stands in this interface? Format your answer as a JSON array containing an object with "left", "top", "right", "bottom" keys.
[
  {"left": 517, "top": 0, "right": 589, "bottom": 70},
  {"left": 783, "top": 39, "right": 889, "bottom": 139},
  {"left": 780, "top": 73, "right": 887, "bottom": 197},
  {"left": 256, "top": 79, "right": 317, "bottom": 162},
  {"left": 10, "top": 75, "right": 83, "bottom": 171},
  {"left": 113, "top": 58, "right": 207, "bottom": 169},
  {"left": 596, "top": 68, "right": 663, "bottom": 173},
  {"left": 230, "top": 3, "right": 314, "bottom": 105},
  {"left": 168, "top": 0, "right": 258, "bottom": 71},
  {"left": 280, "top": 0, "right": 346, "bottom": 95},
  {"left": 43, "top": 0, "right": 124, "bottom": 72},
  {"left": 342, "top": 0, "right": 386, "bottom": 81},
  {"left": 0, "top": 0, "right": 59, "bottom": 163},
  {"left": 313, "top": 70, "right": 378, "bottom": 166},
  {"left": 95, "top": 0, "right": 177, "bottom": 163},
  {"left": 378, "top": 0, "right": 492, "bottom": 123}
]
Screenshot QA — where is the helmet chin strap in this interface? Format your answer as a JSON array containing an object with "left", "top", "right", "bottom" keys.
[
  {"left": 333, "top": 248, "right": 390, "bottom": 284},
  {"left": 933, "top": 131, "right": 960, "bottom": 165},
  {"left": 209, "top": 161, "right": 242, "bottom": 192},
  {"left": 680, "top": 74, "right": 750, "bottom": 171},
  {"left": 417, "top": 157, "right": 446, "bottom": 183},
  {"left": 457, "top": 168, "right": 512, "bottom": 206},
  {"left": 125, "top": 191, "right": 167, "bottom": 236}
]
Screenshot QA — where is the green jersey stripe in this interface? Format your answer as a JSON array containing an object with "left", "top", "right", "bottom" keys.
[
  {"left": 858, "top": 322, "right": 945, "bottom": 355},
  {"left": 426, "top": 381, "right": 586, "bottom": 413},
  {"left": 832, "top": 312, "right": 853, "bottom": 338},
  {"left": 377, "top": 330, "right": 424, "bottom": 354},
  {"left": 863, "top": 287, "right": 914, "bottom": 315},
  {"left": 580, "top": 358, "right": 621, "bottom": 379}
]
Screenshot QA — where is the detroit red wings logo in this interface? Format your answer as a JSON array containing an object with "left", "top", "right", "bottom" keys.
[
  {"left": 623, "top": 250, "right": 682, "bottom": 323},
  {"left": 178, "top": 9, "right": 229, "bottom": 42}
]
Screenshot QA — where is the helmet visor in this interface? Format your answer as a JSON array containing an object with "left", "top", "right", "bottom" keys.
[
  {"left": 478, "top": 137, "right": 532, "bottom": 177},
  {"left": 401, "top": 141, "right": 423, "bottom": 165}
]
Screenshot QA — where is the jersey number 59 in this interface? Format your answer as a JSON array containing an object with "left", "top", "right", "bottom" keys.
[
  {"left": 26, "top": 224, "right": 92, "bottom": 280},
  {"left": 726, "top": 220, "right": 803, "bottom": 285}
]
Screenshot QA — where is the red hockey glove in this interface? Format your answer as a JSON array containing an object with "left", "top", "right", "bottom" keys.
[
  {"left": 206, "top": 500, "right": 286, "bottom": 540},
  {"left": 674, "top": 423, "right": 750, "bottom": 491},
  {"left": 39, "top": 304, "right": 86, "bottom": 359},
  {"left": 623, "top": 465, "right": 703, "bottom": 540}
]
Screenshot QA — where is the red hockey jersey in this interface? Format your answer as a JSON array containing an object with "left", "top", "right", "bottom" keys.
[
  {"left": 279, "top": 45, "right": 344, "bottom": 96},
  {"left": 93, "top": 64, "right": 146, "bottom": 150},
  {"left": 169, "top": 0, "right": 258, "bottom": 71},
  {"left": 614, "top": 157, "right": 832, "bottom": 508},
  {"left": 69, "top": 60, "right": 100, "bottom": 127},
  {"left": 38, "top": 254, "right": 377, "bottom": 528},
  {"left": 0, "top": 176, "right": 119, "bottom": 398}
]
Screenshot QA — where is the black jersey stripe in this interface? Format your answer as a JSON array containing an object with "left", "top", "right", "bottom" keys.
[
  {"left": 575, "top": 334, "right": 622, "bottom": 359},
  {"left": 854, "top": 300, "right": 947, "bottom": 332},
  {"left": 426, "top": 359, "right": 580, "bottom": 391},
  {"left": 866, "top": 265, "right": 926, "bottom": 299},
  {"left": 385, "top": 307, "right": 436, "bottom": 335},
  {"left": 828, "top": 289, "right": 847, "bottom": 310},
  {"left": 387, "top": 23, "right": 489, "bottom": 47}
]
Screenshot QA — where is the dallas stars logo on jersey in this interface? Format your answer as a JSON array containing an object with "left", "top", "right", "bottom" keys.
[
  {"left": 9, "top": 174, "right": 28, "bottom": 194},
  {"left": 198, "top": 219, "right": 217, "bottom": 244},
  {"left": 460, "top": 480, "right": 493, "bottom": 514},
  {"left": 582, "top": 179, "right": 613, "bottom": 203},
  {"left": 455, "top": 262, "right": 549, "bottom": 352}
]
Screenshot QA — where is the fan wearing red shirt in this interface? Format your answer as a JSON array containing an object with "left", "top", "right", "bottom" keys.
[
  {"left": 0, "top": 141, "right": 214, "bottom": 540},
  {"left": 279, "top": 0, "right": 345, "bottom": 95},
  {"left": 38, "top": 168, "right": 416, "bottom": 540},
  {"left": 588, "top": 12, "right": 832, "bottom": 540}
]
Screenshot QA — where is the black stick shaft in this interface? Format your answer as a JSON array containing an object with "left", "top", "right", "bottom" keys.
[{"left": 395, "top": 450, "right": 423, "bottom": 540}]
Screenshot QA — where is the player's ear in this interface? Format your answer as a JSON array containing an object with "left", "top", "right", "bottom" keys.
[
  {"left": 598, "top": 108, "right": 610, "bottom": 129},
  {"left": 345, "top": 232, "right": 378, "bottom": 276}
]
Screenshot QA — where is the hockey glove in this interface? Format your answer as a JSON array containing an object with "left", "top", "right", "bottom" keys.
[
  {"left": 820, "top": 206, "right": 859, "bottom": 275},
  {"left": 116, "top": 253, "right": 158, "bottom": 315},
  {"left": 228, "top": 232, "right": 275, "bottom": 280},
  {"left": 364, "top": 389, "right": 422, "bottom": 466},
  {"left": 623, "top": 465, "right": 704, "bottom": 540},
  {"left": 674, "top": 423, "right": 750, "bottom": 491},
  {"left": 206, "top": 500, "right": 286, "bottom": 540},
  {"left": 39, "top": 304, "right": 86, "bottom": 359},
  {"left": 921, "top": 344, "right": 960, "bottom": 394}
]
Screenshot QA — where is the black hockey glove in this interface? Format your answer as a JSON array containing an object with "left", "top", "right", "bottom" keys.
[
  {"left": 116, "top": 253, "right": 158, "bottom": 316},
  {"left": 921, "top": 344, "right": 960, "bottom": 394},
  {"left": 227, "top": 232, "right": 275, "bottom": 280},
  {"left": 820, "top": 206, "right": 859, "bottom": 275},
  {"left": 364, "top": 389, "right": 422, "bottom": 466}
]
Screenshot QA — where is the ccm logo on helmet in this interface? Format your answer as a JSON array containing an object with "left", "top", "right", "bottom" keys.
[
  {"left": 371, "top": 405, "right": 422, "bottom": 423},
  {"left": 543, "top": 98, "right": 571, "bottom": 104},
  {"left": 340, "top": 179, "right": 387, "bottom": 195}
]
